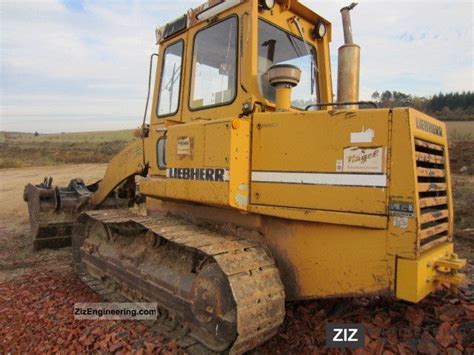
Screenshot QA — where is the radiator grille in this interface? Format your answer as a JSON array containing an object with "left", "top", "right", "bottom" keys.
[{"left": 415, "top": 139, "right": 450, "bottom": 251}]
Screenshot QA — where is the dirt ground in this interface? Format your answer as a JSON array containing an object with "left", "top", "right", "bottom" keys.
[
  {"left": 0, "top": 164, "right": 106, "bottom": 281},
  {"left": 0, "top": 165, "right": 180, "bottom": 353},
  {"left": 0, "top": 164, "right": 472, "bottom": 354}
]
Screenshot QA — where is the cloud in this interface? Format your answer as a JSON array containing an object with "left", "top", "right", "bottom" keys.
[
  {"left": 1, "top": 0, "right": 203, "bottom": 132},
  {"left": 1, "top": 0, "right": 472, "bottom": 132},
  {"left": 303, "top": 0, "right": 473, "bottom": 98}
]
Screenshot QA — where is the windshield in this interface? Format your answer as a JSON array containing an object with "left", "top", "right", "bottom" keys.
[{"left": 258, "top": 19, "right": 318, "bottom": 110}]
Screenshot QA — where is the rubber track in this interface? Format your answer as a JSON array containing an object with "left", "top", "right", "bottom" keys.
[{"left": 76, "top": 209, "right": 286, "bottom": 354}]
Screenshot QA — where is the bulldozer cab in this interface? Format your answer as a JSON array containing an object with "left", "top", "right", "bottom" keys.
[{"left": 151, "top": 0, "right": 333, "bottom": 125}]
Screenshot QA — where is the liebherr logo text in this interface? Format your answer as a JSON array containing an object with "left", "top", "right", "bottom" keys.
[
  {"left": 416, "top": 118, "right": 443, "bottom": 137},
  {"left": 167, "top": 168, "right": 229, "bottom": 182}
]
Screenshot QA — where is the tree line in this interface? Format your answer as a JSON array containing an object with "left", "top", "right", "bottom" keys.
[{"left": 371, "top": 91, "right": 474, "bottom": 121}]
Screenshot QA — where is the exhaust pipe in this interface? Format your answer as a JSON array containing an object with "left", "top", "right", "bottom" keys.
[{"left": 337, "top": 3, "right": 360, "bottom": 109}]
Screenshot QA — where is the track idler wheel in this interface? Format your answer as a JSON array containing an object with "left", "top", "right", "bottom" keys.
[{"left": 189, "top": 262, "right": 237, "bottom": 350}]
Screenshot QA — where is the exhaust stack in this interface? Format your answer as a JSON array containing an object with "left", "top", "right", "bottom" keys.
[{"left": 337, "top": 3, "right": 360, "bottom": 109}]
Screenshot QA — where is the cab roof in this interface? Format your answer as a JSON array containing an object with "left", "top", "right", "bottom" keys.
[{"left": 156, "top": 0, "right": 331, "bottom": 44}]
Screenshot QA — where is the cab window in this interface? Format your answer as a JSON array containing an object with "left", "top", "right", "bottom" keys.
[
  {"left": 258, "top": 19, "right": 319, "bottom": 109},
  {"left": 190, "top": 17, "right": 238, "bottom": 110},
  {"left": 157, "top": 41, "right": 184, "bottom": 117}
]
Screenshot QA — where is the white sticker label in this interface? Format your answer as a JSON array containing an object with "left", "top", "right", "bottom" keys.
[
  {"left": 351, "top": 128, "right": 375, "bottom": 143},
  {"left": 177, "top": 137, "right": 192, "bottom": 156},
  {"left": 393, "top": 216, "right": 409, "bottom": 229},
  {"left": 336, "top": 160, "right": 343, "bottom": 172},
  {"left": 343, "top": 147, "right": 383, "bottom": 173}
]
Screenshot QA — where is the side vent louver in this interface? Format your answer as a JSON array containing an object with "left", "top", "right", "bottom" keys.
[{"left": 415, "top": 139, "right": 450, "bottom": 251}]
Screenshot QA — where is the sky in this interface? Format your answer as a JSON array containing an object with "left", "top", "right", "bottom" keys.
[{"left": 0, "top": 0, "right": 472, "bottom": 133}]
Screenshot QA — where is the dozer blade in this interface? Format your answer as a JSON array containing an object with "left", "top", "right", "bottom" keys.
[{"left": 24, "top": 177, "right": 131, "bottom": 249}]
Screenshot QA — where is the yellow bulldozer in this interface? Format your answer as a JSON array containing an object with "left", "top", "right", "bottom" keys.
[{"left": 24, "top": 0, "right": 466, "bottom": 353}]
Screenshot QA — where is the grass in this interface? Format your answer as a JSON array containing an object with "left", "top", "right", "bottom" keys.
[
  {"left": 0, "top": 130, "right": 135, "bottom": 169},
  {"left": 446, "top": 121, "right": 474, "bottom": 141},
  {"left": 0, "top": 130, "right": 134, "bottom": 144},
  {"left": 452, "top": 175, "right": 474, "bottom": 239}
]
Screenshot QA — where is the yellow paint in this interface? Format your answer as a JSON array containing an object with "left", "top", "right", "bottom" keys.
[
  {"left": 141, "top": 118, "right": 251, "bottom": 210},
  {"left": 91, "top": 1, "right": 463, "bottom": 303},
  {"left": 396, "top": 243, "right": 466, "bottom": 303},
  {"left": 251, "top": 109, "right": 390, "bottom": 215},
  {"left": 408, "top": 109, "right": 455, "bottom": 247},
  {"left": 229, "top": 119, "right": 251, "bottom": 210},
  {"left": 140, "top": 104, "right": 460, "bottom": 302},
  {"left": 249, "top": 204, "right": 387, "bottom": 229},
  {"left": 140, "top": 177, "right": 166, "bottom": 198},
  {"left": 91, "top": 139, "right": 145, "bottom": 205},
  {"left": 260, "top": 217, "right": 390, "bottom": 299},
  {"left": 385, "top": 108, "right": 418, "bottom": 263},
  {"left": 275, "top": 86, "right": 292, "bottom": 111},
  {"left": 231, "top": 119, "right": 241, "bottom": 130},
  {"left": 147, "top": 0, "right": 334, "bottom": 128}
]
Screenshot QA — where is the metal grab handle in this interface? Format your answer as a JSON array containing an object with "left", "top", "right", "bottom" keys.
[{"left": 305, "top": 101, "right": 378, "bottom": 110}]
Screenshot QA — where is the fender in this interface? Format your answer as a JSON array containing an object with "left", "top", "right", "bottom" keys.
[{"left": 90, "top": 139, "right": 147, "bottom": 206}]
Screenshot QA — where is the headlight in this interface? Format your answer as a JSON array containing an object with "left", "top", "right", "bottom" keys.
[
  {"left": 259, "top": 0, "right": 275, "bottom": 10},
  {"left": 313, "top": 21, "right": 327, "bottom": 40}
]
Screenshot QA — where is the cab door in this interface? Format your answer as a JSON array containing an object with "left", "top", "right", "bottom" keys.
[{"left": 147, "top": 36, "right": 186, "bottom": 176}]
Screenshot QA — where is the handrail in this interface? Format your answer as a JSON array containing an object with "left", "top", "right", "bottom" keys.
[{"left": 305, "top": 101, "right": 378, "bottom": 110}]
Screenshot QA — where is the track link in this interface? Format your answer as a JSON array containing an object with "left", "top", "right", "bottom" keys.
[
  {"left": 77, "top": 272, "right": 212, "bottom": 355},
  {"left": 72, "top": 209, "right": 285, "bottom": 354}
]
